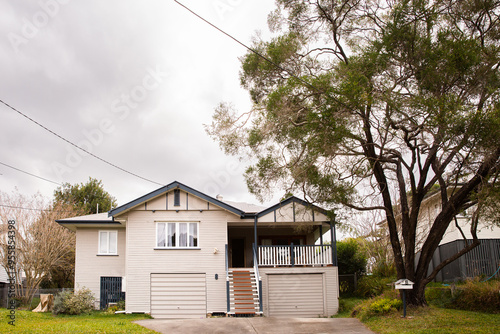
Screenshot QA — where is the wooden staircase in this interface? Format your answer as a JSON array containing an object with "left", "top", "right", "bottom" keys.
[{"left": 228, "top": 269, "right": 261, "bottom": 316}]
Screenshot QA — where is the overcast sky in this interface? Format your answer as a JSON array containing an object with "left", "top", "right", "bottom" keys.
[{"left": 0, "top": 0, "right": 284, "bottom": 208}]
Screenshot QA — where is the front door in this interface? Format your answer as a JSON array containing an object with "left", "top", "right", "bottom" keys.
[{"left": 231, "top": 238, "right": 245, "bottom": 267}]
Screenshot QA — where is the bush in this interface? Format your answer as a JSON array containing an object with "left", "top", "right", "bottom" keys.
[
  {"left": 337, "top": 238, "right": 367, "bottom": 276},
  {"left": 351, "top": 292, "right": 402, "bottom": 320},
  {"left": 452, "top": 279, "right": 500, "bottom": 313},
  {"left": 355, "top": 275, "right": 395, "bottom": 298},
  {"left": 52, "top": 287, "right": 95, "bottom": 315},
  {"left": 425, "top": 287, "right": 456, "bottom": 308},
  {"left": 425, "top": 279, "right": 500, "bottom": 313}
]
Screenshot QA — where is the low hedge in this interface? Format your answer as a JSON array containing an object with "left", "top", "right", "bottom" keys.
[{"left": 426, "top": 279, "right": 500, "bottom": 313}]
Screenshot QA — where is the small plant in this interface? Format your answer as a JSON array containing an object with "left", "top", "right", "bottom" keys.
[
  {"left": 105, "top": 299, "right": 126, "bottom": 314},
  {"left": 52, "top": 287, "right": 95, "bottom": 315},
  {"left": 369, "top": 298, "right": 402, "bottom": 314},
  {"left": 352, "top": 293, "right": 402, "bottom": 321}
]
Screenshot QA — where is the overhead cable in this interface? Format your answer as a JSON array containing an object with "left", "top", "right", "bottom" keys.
[{"left": 0, "top": 99, "right": 164, "bottom": 187}]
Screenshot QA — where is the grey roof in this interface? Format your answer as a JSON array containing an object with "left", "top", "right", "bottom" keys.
[
  {"left": 57, "top": 182, "right": 331, "bottom": 228},
  {"left": 224, "top": 201, "right": 266, "bottom": 214},
  {"left": 108, "top": 181, "right": 245, "bottom": 217},
  {"left": 56, "top": 212, "right": 111, "bottom": 223}
]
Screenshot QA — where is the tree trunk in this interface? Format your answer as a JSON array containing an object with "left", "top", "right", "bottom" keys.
[{"left": 406, "top": 280, "right": 427, "bottom": 306}]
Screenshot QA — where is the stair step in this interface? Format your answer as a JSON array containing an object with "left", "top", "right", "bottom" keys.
[{"left": 228, "top": 268, "right": 260, "bottom": 314}]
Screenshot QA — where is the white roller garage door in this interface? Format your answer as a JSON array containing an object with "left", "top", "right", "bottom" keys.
[
  {"left": 267, "top": 273, "right": 324, "bottom": 317},
  {"left": 150, "top": 273, "right": 206, "bottom": 319}
]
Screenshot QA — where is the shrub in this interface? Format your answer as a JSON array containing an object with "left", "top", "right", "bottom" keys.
[
  {"left": 355, "top": 275, "right": 395, "bottom": 298},
  {"left": 351, "top": 293, "right": 402, "bottom": 320},
  {"left": 337, "top": 238, "right": 367, "bottom": 276},
  {"left": 452, "top": 279, "right": 500, "bottom": 313},
  {"left": 52, "top": 290, "right": 73, "bottom": 315},
  {"left": 52, "top": 288, "right": 95, "bottom": 315},
  {"left": 425, "top": 287, "right": 456, "bottom": 308}
]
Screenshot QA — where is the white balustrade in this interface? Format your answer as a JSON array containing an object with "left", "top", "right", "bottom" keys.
[{"left": 258, "top": 245, "right": 332, "bottom": 267}]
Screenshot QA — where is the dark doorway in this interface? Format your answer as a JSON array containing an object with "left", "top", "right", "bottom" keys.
[
  {"left": 231, "top": 238, "right": 246, "bottom": 268},
  {"left": 100, "top": 276, "right": 124, "bottom": 309}
]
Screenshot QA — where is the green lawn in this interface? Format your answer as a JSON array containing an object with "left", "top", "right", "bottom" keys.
[
  {"left": 0, "top": 309, "right": 158, "bottom": 333},
  {"left": 362, "top": 306, "right": 500, "bottom": 334}
]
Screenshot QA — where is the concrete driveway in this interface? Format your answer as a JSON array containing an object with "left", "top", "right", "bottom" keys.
[{"left": 135, "top": 317, "right": 375, "bottom": 334}]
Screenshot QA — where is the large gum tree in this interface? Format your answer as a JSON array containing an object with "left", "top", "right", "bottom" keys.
[{"left": 207, "top": 0, "right": 500, "bottom": 305}]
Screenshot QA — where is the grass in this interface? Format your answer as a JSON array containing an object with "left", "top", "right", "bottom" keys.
[
  {"left": 362, "top": 306, "right": 500, "bottom": 334},
  {"left": 0, "top": 309, "right": 158, "bottom": 333},
  {"left": 332, "top": 297, "right": 365, "bottom": 318}
]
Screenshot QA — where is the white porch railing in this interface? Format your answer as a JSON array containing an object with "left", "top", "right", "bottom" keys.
[{"left": 258, "top": 245, "right": 332, "bottom": 267}]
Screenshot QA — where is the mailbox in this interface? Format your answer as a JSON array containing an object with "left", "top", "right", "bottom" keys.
[
  {"left": 394, "top": 279, "right": 414, "bottom": 317},
  {"left": 395, "top": 279, "right": 414, "bottom": 290}
]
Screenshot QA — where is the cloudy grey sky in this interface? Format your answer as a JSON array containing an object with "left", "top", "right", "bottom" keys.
[{"left": 0, "top": 0, "right": 281, "bottom": 208}]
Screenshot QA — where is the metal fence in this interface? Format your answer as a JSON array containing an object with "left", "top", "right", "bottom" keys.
[
  {"left": 425, "top": 239, "right": 500, "bottom": 282},
  {"left": 338, "top": 273, "right": 358, "bottom": 296}
]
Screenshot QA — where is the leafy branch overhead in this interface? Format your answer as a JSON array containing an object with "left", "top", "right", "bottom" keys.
[
  {"left": 54, "top": 177, "right": 117, "bottom": 215},
  {"left": 207, "top": 0, "right": 500, "bottom": 306}
]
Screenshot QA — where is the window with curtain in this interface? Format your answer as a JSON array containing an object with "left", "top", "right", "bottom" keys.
[
  {"left": 156, "top": 222, "right": 198, "bottom": 248},
  {"left": 99, "top": 231, "right": 118, "bottom": 255}
]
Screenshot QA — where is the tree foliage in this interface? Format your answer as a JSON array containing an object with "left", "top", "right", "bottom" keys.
[
  {"left": 207, "top": 0, "right": 500, "bottom": 305},
  {"left": 0, "top": 191, "right": 83, "bottom": 304},
  {"left": 54, "top": 177, "right": 117, "bottom": 215},
  {"left": 337, "top": 238, "right": 367, "bottom": 276}
]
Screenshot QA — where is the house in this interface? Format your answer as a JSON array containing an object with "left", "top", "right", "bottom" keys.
[
  {"left": 414, "top": 189, "right": 500, "bottom": 282},
  {"left": 56, "top": 181, "right": 339, "bottom": 318}
]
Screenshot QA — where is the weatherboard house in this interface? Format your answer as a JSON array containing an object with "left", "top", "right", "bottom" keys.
[{"left": 57, "top": 181, "right": 339, "bottom": 318}]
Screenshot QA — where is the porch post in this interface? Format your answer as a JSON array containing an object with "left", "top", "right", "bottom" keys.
[
  {"left": 254, "top": 216, "right": 258, "bottom": 259},
  {"left": 330, "top": 219, "right": 337, "bottom": 266},
  {"left": 319, "top": 225, "right": 324, "bottom": 245},
  {"left": 319, "top": 225, "right": 324, "bottom": 267}
]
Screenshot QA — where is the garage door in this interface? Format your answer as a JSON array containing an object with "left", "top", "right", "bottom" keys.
[
  {"left": 268, "top": 273, "right": 324, "bottom": 317},
  {"left": 150, "top": 273, "right": 206, "bottom": 319}
]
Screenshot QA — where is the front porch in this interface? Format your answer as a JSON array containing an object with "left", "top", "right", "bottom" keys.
[{"left": 224, "top": 198, "right": 338, "bottom": 317}]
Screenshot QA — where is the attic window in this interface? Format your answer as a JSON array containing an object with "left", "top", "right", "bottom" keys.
[{"left": 174, "top": 189, "right": 180, "bottom": 206}]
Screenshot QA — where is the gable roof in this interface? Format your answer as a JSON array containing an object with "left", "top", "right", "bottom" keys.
[
  {"left": 108, "top": 181, "right": 246, "bottom": 217},
  {"left": 256, "top": 196, "right": 329, "bottom": 218}
]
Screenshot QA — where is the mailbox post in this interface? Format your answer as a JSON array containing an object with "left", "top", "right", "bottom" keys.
[{"left": 395, "top": 279, "right": 414, "bottom": 317}]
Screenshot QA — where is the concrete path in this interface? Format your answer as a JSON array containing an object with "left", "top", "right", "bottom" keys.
[{"left": 135, "top": 317, "right": 375, "bottom": 334}]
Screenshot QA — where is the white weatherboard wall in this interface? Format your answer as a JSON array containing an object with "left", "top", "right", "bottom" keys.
[
  {"left": 74, "top": 228, "right": 126, "bottom": 308},
  {"left": 123, "top": 195, "right": 231, "bottom": 316}
]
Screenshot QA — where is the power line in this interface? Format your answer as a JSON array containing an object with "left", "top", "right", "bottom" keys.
[
  {"left": 0, "top": 204, "right": 74, "bottom": 214},
  {"left": 172, "top": 0, "right": 318, "bottom": 92},
  {"left": 0, "top": 161, "right": 61, "bottom": 186},
  {"left": 0, "top": 204, "right": 50, "bottom": 212},
  {"left": 0, "top": 99, "right": 164, "bottom": 187}
]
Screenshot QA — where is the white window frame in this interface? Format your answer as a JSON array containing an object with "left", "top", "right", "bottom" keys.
[
  {"left": 156, "top": 222, "right": 199, "bottom": 249},
  {"left": 98, "top": 230, "right": 118, "bottom": 255}
]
